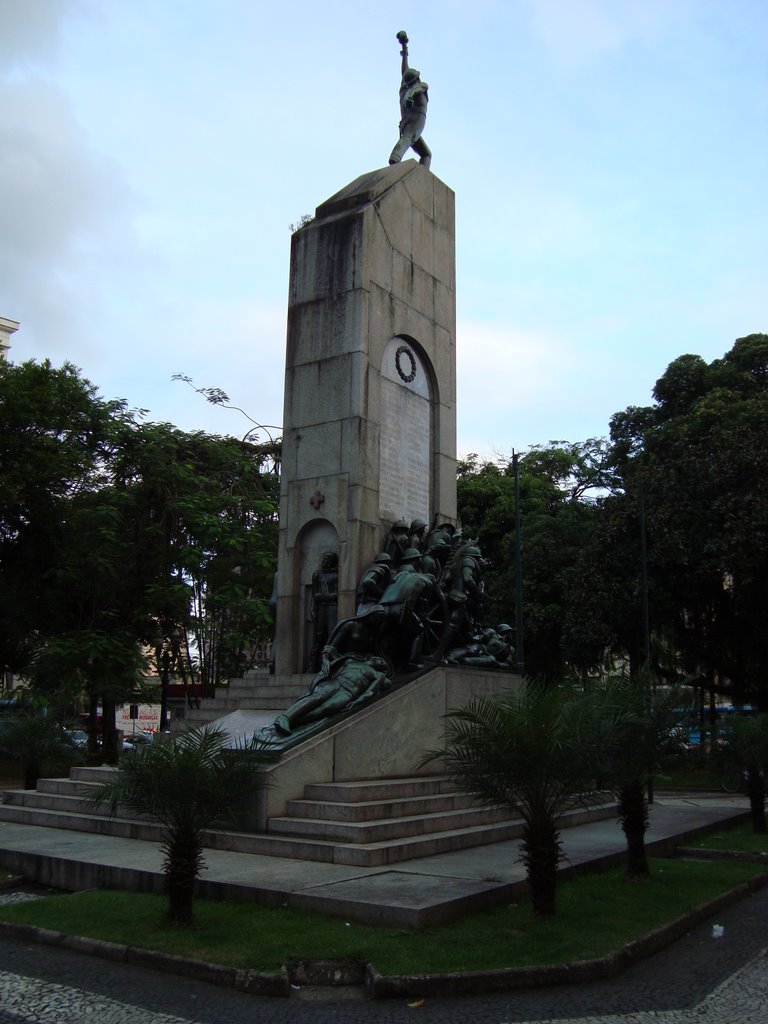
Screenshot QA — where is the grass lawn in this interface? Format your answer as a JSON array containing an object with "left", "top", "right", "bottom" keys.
[
  {"left": 691, "top": 820, "right": 768, "bottom": 856},
  {"left": 655, "top": 759, "right": 724, "bottom": 791},
  {"left": 0, "top": 859, "right": 763, "bottom": 976}
]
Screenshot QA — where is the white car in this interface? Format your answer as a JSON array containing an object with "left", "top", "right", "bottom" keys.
[{"left": 122, "top": 732, "right": 153, "bottom": 751}]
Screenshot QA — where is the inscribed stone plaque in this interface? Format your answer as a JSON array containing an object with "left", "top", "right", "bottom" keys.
[{"left": 380, "top": 339, "right": 431, "bottom": 523}]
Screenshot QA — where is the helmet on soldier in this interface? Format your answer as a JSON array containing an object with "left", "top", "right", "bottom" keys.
[
  {"left": 401, "top": 547, "right": 422, "bottom": 563},
  {"left": 403, "top": 68, "right": 420, "bottom": 84}
]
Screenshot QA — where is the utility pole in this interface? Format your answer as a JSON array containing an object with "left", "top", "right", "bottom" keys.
[
  {"left": 638, "top": 477, "right": 653, "bottom": 803},
  {"left": 513, "top": 450, "right": 525, "bottom": 675}
]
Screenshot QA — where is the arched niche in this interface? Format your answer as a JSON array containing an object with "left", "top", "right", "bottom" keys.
[{"left": 295, "top": 519, "right": 339, "bottom": 672}]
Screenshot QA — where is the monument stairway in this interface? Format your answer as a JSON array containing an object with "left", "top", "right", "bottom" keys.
[
  {"left": 177, "top": 671, "right": 309, "bottom": 729},
  {"left": 0, "top": 767, "right": 613, "bottom": 869}
]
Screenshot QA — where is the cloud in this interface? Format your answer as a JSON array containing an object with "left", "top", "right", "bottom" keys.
[
  {"left": 456, "top": 319, "right": 581, "bottom": 454},
  {"left": 0, "top": 82, "right": 130, "bottom": 257},
  {"left": 0, "top": 79, "right": 138, "bottom": 362},
  {"left": 0, "top": 0, "right": 77, "bottom": 69},
  {"left": 458, "top": 320, "right": 575, "bottom": 400},
  {"left": 0, "top": 1, "right": 140, "bottom": 366}
]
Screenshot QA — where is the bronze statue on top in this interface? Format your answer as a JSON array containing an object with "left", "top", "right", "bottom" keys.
[{"left": 389, "top": 30, "right": 431, "bottom": 170}]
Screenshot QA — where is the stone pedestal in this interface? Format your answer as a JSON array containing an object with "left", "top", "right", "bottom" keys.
[{"left": 275, "top": 162, "right": 457, "bottom": 674}]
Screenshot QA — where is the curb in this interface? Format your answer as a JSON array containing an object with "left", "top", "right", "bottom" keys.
[
  {"left": 677, "top": 847, "right": 768, "bottom": 865},
  {"left": 0, "top": 919, "right": 290, "bottom": 997},
  {"left": 0, "top": 875, "right": 25, "bottom": 892},
  {"left": 365, "top": 872, "right": 768, "bottom": 998},
  {"left": 0, "top": 872, "right": 765, "bottom": 1000}
]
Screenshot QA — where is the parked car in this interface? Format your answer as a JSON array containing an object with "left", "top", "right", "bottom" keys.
[
  {"left": 122, "top": 732, "right": 153, "bottom": 751},
  {"left": 63, "top": 728, "right": 90, "bottom": 750}
]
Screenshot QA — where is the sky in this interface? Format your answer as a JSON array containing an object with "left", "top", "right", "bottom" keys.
[{"left": 1, "top": 0, "right": 766, "bottom": 459}]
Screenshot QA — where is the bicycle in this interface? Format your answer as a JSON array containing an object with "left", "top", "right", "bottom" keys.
[{"left": 719, "top": 765, "right": 746, "bottom": 794}]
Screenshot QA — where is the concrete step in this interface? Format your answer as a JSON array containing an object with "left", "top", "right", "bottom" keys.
[
  {"left": 0, "top": 785, "right": 614, "bottom": 868},
  {"left": 197, "top": 686, "right": 306, "bottom": 704},
  {"left": 37, "top": 777, "right": 100, "bottom": 798},
  {"left": 269, "top": 803, "right": 510, "bottom": 844},
  {"left": 71, "top": 766, "right": 120, "bottom": 784},
  {"left": 2, "top": 789, "right": 111, "bottom": 817},
  {"left": 326, "top": 804, "right": 616, "bottom": 868},
  {"left": 0, "top": 753, "right": 617, "bottom": 870},
  {"left": 175, "top": 675, "right": 311, "bottom": 733},
  {"left": 252, "top": 805, "right": 614, "bottom": 867},
  {"left": 303, "top": 776, "right": 456, "bottom": 802},
  {"left": 193, "top": 678, "right": 309, "bottom": 705},
  {"left": 284, "top": 790, "right": 478, "bottom": 822},
  {"left": 229, "top": 682, "right": 307, "bottom": 697},
  {"left": 197, "top": 697, "right": 299, "bottom": 711},
  {"left": 263, "top": 769, "right": 614, "bottom": 863},
  {"left": 33, "top": 778, "right": 83, "bottom": 797},
  {"left": 0, "top": 803, "right": 163, "bottom": 842},
  {"left": 180, "top": 708, "right": 230, "bottom": 723}
]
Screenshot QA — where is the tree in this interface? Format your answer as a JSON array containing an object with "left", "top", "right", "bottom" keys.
[
  {"left": 422, "top": 684, "right": 604, "bottom": 915},
  {"left": 458, "top": 336, "right": 767, "bottom": 698},
  {"left": 721, "top": 714, "right": 768, "bottom": 833},
  {"left": 90, "top": 725, "right": 276, "bottom": 924},
  {"left": 110, "top": 421, "right": 279, "bottom": 696},
  {"left": 457, "top": 442, "right": 613, "bottom": 680},
  {"left": 608, "top": 334, "right": 768, "bottom": 708},
  {"left": 1, "top": 359, "right": 280, "bottom": 742},
  {"left": 0, "top": 359, "right": 125, "bottom": 680}
]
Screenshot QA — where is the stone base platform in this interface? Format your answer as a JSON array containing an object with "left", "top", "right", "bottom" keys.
[{"left": 0, "top": 795, "right": 749, "bottom": 929}]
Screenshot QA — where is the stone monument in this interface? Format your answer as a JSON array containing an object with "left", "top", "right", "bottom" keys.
[{"left": 273, "top": 161, "right": 457, "bottom": 675}]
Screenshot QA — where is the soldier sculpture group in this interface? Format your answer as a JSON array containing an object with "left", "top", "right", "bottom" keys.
[{"left": 269, "top": 517, "right": 514, "bottom": 741}]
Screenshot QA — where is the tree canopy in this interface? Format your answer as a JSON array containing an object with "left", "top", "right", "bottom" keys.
[
  {"left": 457, "top": 335, "right": 768, "bottom": 708},
  {"left": 0, "top": 359, "right": 280, "bottom": 747},
  {"left": 609, "top": 333, "right": 768, "bottom": 706}
]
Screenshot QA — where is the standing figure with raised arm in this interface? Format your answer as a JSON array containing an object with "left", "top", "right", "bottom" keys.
[{"left": 388, "top": 30, "right": 431, "bottom": 170}]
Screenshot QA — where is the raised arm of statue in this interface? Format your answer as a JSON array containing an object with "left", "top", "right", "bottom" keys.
[
  {"left": 389, "top": 30, "right": 432, "bottom": 170},
  {"left": 396, "top": 30, "right": 409, "bottom": 77}
]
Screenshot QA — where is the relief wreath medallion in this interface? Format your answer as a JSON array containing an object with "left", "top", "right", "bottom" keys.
[{"left": 395, "top": 345, "right": 417, "bottom": 383}]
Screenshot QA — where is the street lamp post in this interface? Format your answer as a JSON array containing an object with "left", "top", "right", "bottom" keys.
[{"left": 159, "top": 649, "right": 171, "bottom": 734}]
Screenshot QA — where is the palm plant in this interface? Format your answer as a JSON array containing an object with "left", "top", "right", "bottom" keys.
[
  {"left": 722, "top": 714, "right": 768, "bottom": 833},
  {"left": 90, "top": 725, "right": 276, "bottom": 925},
  {"left": 422, "top": 683, "right": 605, "bottom": 915},
  {"left": 593, "top": 681, "right": 689, "bottom": 879}
]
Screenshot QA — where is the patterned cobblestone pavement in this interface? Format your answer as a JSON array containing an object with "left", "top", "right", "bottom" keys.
[{"left": 0, "top": 949, "right": 766, "bottom": 1024}]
